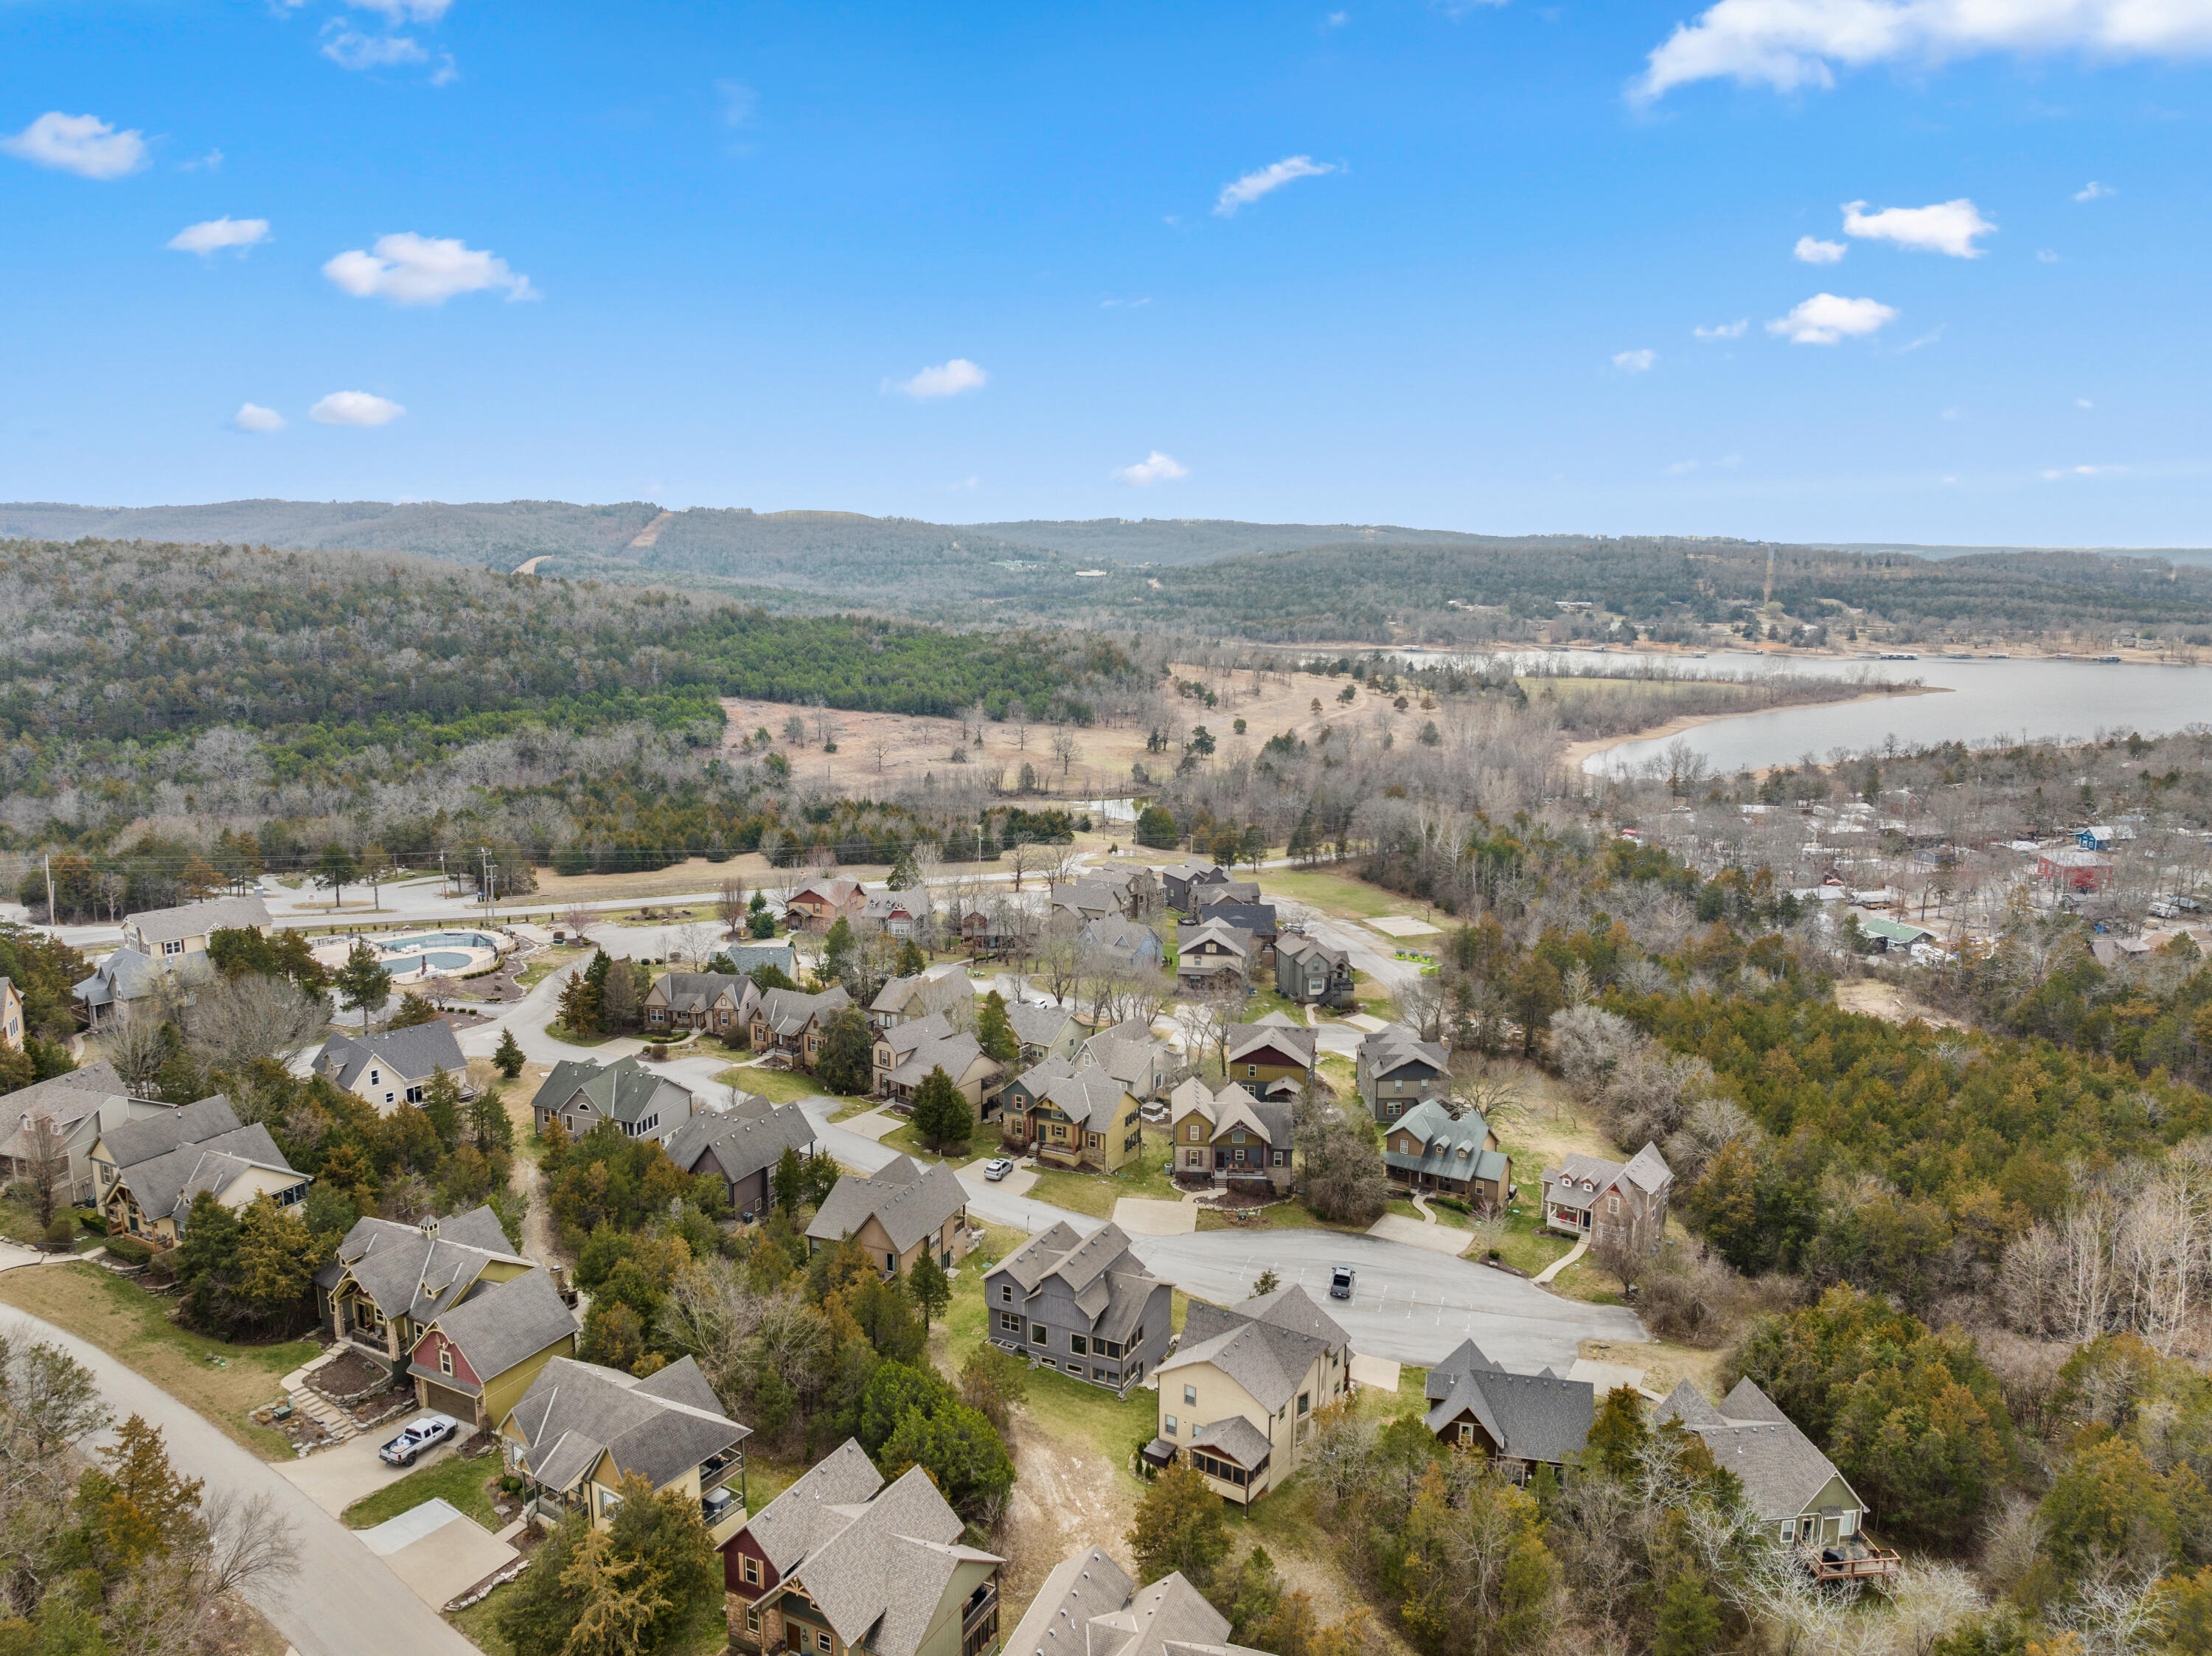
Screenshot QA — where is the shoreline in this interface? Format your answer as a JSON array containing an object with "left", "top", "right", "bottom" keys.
[{"left": 1562, "top": 685, "right": 1951, "bottom": 773}]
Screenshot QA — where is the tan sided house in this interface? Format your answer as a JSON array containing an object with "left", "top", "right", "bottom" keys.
[
  {"left": 1165, "top": 1078, "right": 1293, "bottom": 1194},
  {"left": 806, "top": 1155, "right": 970, "bottom": 1276},
  {"left": 91, "top": 1095, "right": 310, "bottom": 1246}
]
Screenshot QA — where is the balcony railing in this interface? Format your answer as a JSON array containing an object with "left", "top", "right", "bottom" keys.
[
  {"left": 1800, "top": 1540, "right": 1901, "bottom": 1581},
  {"left": 961, "top": 1582, "right": 999, "bottom": 1636}
]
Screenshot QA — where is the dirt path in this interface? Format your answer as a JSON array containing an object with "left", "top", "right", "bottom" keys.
[
  {"left": 498, "top": 1073, "right": 562, "bottom": 1267},
  {"left": 1834, "top": 978, "right": 1966, "bottom": 1029},
  {"left": 998, "top": 1419, "right": 1142, "bottom": 1620}
]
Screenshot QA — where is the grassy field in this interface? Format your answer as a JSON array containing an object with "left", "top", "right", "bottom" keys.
[
  {"left": 344, "top": 1449, "right": 504, "bottom": 1531},
  {"left": 515, "top": 944, "right": 587, "bottom": 991},
  {"left": 716, "top": 1065, "right": 832, "bottom": 1105},
  {"left": 544, "top": 1021, "right": 615, "bottom": 1048},
  {"left": 1020, "top": 1131, "right": 1180, "bottom": 1217},
  {"left": 1387, "top": 1197, "right": 1471, "bottom": 1231},
  {"left": 1194, "top": 1200, "right": 1366, "bottom": 1234},
  {"left": 0, "top": 1263, "right": 314, "bottom": 1458},
  {"left": 1259, "top": 867, "right": 1445, "bottom": 928}
]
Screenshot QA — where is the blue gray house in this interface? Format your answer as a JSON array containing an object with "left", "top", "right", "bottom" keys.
[{"left": 984, "top": 1220, "right": 1169, "bottom": 1394}]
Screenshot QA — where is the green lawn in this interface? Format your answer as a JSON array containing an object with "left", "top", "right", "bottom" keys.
[
  {"left": 544, "top": 1022, "right": 615, "bottom": 1048},
  {"left": 1194, "top": 1200, "right": 1367, "bottom": 1234},
  {"left": 516, "top": 946, "right": 587, "bottom": 991},
  {"left": 344, "top": 1449, "right": 503, "bottom": 1531},
  {"left": 716, "top": 1065, "right": 832, "bottom": 1105},
  {"left": 1387, "top": 1197, "right": 1471, "bottom": 1232},
  {"left": 1022, "top": 1132, "right": 1181, "bottom": 1217},
  {"left": 1259, "top": 868, "right": 1442, "bottom": 925}
]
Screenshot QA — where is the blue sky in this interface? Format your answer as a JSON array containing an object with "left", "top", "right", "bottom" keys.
[{"left": 3, "top": 0, "right": 2208, "bottom": 545}]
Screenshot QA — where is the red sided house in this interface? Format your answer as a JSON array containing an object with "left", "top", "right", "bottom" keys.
[{"left": 784, "top": 877, "right": 865, "bottom": 933}]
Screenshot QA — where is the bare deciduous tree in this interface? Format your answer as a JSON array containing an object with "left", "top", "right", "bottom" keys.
[
  {"left": 100, "top": 1011, "right": 175, "bottom": 1099},
  {"left": 185, "top": 974, "right": 330, "bottom": 1075}
]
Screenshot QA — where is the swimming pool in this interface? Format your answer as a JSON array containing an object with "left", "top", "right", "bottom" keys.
[
  {"left": 383, "top": 932, "right": 498, "bottom": 952},
  {"left": 398, "top": 950, "right": 477, "bottom": 971}
]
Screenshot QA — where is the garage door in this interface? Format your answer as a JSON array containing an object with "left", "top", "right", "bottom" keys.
[{"left": 417, "top": 1381, "right": 479, "bottom": 1426}]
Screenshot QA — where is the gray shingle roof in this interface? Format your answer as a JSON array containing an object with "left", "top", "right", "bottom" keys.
[
  {"left": 757, "top": 984, "right": 851, "bottom": 1037},
  {"left": 1224, "top": 1023, "right": 1315, "bottom": 1068},
  {"left": 1005, "top": 1545, "right": 1133, "bottom": 1656},
  {"left": 414, "top": 1267, "right": 577, "bottom": 1393},
  {"left": 1177, "top": 920, "right": 1253, "bottom": 962},
  {"left": 1006, "top": 1002, "right": 1077, "bottom": 1050},
  {"left": 1421, "top": 1338, "right": 1593, "bottom": 1462},
  {"left": 1360, "top": 1026, "right": 1449, "bottom": 1076},
  {"left": 327, "top": 1208, "right": 528, "bottom": 1321},
  {"left": 1086, "top": 1571, "right": 1240, "bottom": 1656},
  {"left": 1382, "top": 1098, "right": 1501, "bottom": 1184},
  {"left": 647, "top": 971, "right": 758, "bottom": 1018},
  {"left": 503, "top": 1354, "right": 745, "bottom": 1494},
  {"left": 664, "top": 1101, "right": 816, "bottom": 1188},
  {"left": 124, "top": 894, "right": 270, "bottom": 947},
  {"left": 1034, "top": 1069, "right": 1130, "bottom": 1132},
  {"left": 806, "top": 1158, "right": 967, "bottom": 1253},
  {"left": 737, "top": 1438, "right": 883, "bottom": 1577},
  {"left": 1543, "top": 1144, "right": 1672, "bottom": 1209},
  {"left": 989, "top": 1222, "right": 1159, "bottom": 1328},
  {"left": 0, "top": 1063, "right": 129, "bottom": 1152},
  {"left": 74, "top": 947, "right": 215, "bottom": 1011},
  {"left": 783, "top": 1462, "right": 1000, "bottom": 1656},
  {"left": 882, "top": 1029, "right": 995, "bottom": 1093},
  {"left": 1188, "top": 1415, "right": 1273, "bottom": 1467},
  {"left": 1160, "top": 1286, "right": 1345, "bottom": 1412},
  {"left": 100, "top": 1094, "right": 240, "bottom": 1170},
  {"left": 313, "top": 1022, "right": 467, "bottom": 1093},
  {"left": 113, "top": 1121, "right": 303, "bottom": 1226},
  {"left": 525, "top": 1054, "right": 692, "bottom": 1130}
]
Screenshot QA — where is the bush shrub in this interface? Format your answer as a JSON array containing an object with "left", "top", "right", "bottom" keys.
[
  {"left": 103, "top": 1234, "right": 154, "bottom": 1265},
  {"left": 41, "top": 1217, "right": 75, "bottom": 1250}
]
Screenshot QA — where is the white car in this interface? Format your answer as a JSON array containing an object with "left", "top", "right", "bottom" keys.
[
  {"left": 379, "top": 1413, "right": 460, "bottom": 1467},
  {"left": 984, "top": 1158, "right": 1015, "bottom": 1182}
]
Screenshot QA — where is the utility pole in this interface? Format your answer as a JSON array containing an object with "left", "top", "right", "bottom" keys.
[{"left": 43, "top": 855, "right": 55, "bottom": 929}]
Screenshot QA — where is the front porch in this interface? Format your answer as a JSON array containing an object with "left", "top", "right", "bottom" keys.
[
  {"left": 1543, "top": 1203, "right": 1593, "bottom": 1239},
  {"left": 1801, "top": 1535, "right": 1901, "bottom": 1582}
]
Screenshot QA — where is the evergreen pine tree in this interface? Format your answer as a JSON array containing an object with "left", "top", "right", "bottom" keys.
[
  {"left": 1652, "top": 1571, "right": 1722, "bottom": 1656},
  {"left": 493, "top": 1027, "right": 525, "bottom": 1078},
  {"left": 814, "top": 1007, "right": 874, "bottom": 1096},
  {"left": 908, "top": 1250, "right": 951, "bottom": 1327},
  {"left": 975, "top": 989, "right": 1019, "bottom": 1065},
  {"left": 420, "top": 1065, "right": 463, "bottom": 1149},
  {"left": 910, "top": 1065, "right": 973, "bottom": 1153},
  {"left": 333, "top": 940, "right": 392, "bottom": 1030},
  {"left": 773, "top": 1146, "right": 804, "bottom": 1217},
  {"left": 896, "top": 938, "right": 927, "bottom": 978}
]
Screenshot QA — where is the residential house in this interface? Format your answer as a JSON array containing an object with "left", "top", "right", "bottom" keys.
[
  {"left": 1006, "top": 1547, "right": 1269, "bottom": 1656},
  {"left": 91, "top": 1096, "right": 309, "bottom": 1246},
  {"left": 750, "top": 985, "right": 853, "bottom": 1070},
  {"left": 726, "top": 1441, "right": 1004, "bottom": 1656},
  {"left": 1079, "top": 916, "right": 1165, "bottom": 973},
  {"left": 984, "top": 1220, "right": 1169, "bottom": 1391},
  {"left": 2039, "top": 848, "right": 2112, "bottom": 892},
  {"left": 644, "top": 970, "right": 761, "bottom": 1037},
  {"left": 1382, "top": 1098, "right": 1510, "bottom": 1209},
  {"left": 997, "top": 1059, "right": 1140, "bottom": 1171},
  {"left": 805, "top": 1155, "right": 970, "bottom": 1275},
  {"left": 1165, "top": 1079, "right": 1293, "bottom": 1194},
  {"left": 1082, "top": 863, "right": 1160, "bottom": 916},
  {"left": 1540, "top": 1144, "right": 1672, "bottom": 1253},
  {"left": 1078, "top": 1018, "right": 1173, "bottom": 1102},
  {"left": 1356, "top": 1026, "right": 1451, "bottom": 1121},
  {"left": 527, "top": 1055, "right": 698, "bottom": 1148},
  {"left": 665, "top": 1102, "right": 819, "bottom": 1221},
  {"left": 1175, "top": 919, "right": 1253, "bottom": 991},
  {"left": 867, "top": 964, "right": 970, "bottom": 1032},
  {"left": 1195, "top": 904, "right": 1278, "bottom": 968},
  {"left": 1191, "top": 880, "right": 1261, "bottom": 914},
  {"left": 502, "top": 1355, "right": 748, "bottom": 1551},
  {"left": 785, "top": 877, "right": 866, "bottom": 933},
  {"left": 1658, "top": 1379, "right": 1896, "bottom": 1575},
  {"left": 1273, "top": 934, "right": 1354, "bottom": 1009},
  {"left": 1050, "top": 881, "right": 1126, "bottom": 925},
  {"left": 717, "top": 941, "right": 798, "bottom": 979},
  {"left": 862, "top": 886, "right": 934, "bottom": 939},
  {"left": 1005, "top": 1002, "right": 1082, "bottom": 1068},
  {"left": 1145, "top": 1286, "right": 1352, "bottom": 1506},
  {"left": 1160, "top": 861, "right": 1229, "bottom": 914},
  {"left": 2092, "top": 936, "right": 2156, "bottom": 967},
  {"left": 1221, "top": 1020, "right": 1318, "bottom": 1100},
  {"left": 1422, "top": 1340, "right": 1593, "bottom": 1481},
  {"left": 1855, "top": 916, "right": 1936, "bottom": 955},
  {"left": 0, "top": 976, "right": 21, "bottom": 1051},
  {"left": 72, "top": 945, "right": 215, "bottom": 1030},
  {"left": 316, "top": 1208, "right": 577, "bottom": 1426},
  {"left": 311, "top": 1022, "right": 471, "bottom": 1116},
  {"left": 120, "top": 894, "right": 270, "bottom": 961},
  {"left": 872, "top": 1015, "right": 1003, "bottom": 1110},
  {"left": 0, "top": 1062, "right": 175, "bottom": 1206},
  {"left": 954, "top": 905, "right": 1038, "bottom": 956}
]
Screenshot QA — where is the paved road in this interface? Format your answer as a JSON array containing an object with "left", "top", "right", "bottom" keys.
[
  {"left": 0, "top": 1309, "right": 478, "bottom": 1656},
  {"left": 1131, "top": 1231, "right": 1646, "bottom": 1371}
]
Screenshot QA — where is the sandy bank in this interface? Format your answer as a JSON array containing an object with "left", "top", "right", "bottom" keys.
[{"left": 1562, "top": 684, "right": 1950, "bottom": 772}]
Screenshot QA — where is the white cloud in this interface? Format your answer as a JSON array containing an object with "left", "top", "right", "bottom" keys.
[
  {"left": 1795, "top": 235, "right": 1848, "bottom": 263},
  {"left": 894, "top": 358, "right": 988, "bottom": 400},
  {"left": 321, "top": 28, "right": 428, "bottom": 69},
  {"left": 1326, "top": 10, "right": 1349, "bottom": 24},
  {"left": 1633, "top": 0, "right": 2212, "bottom": 100},
  {"left": 2037, "top": 248, "right": 2062, "bottom": 262},
  {"left": 324, "top": 232, "right": 536, "bottom": 304},
  {"left": 1942, "top": 406, "right": 1963, "bottom": 419},
  {"left": 1842, "top": 198, "right": 1994, "bottom": 257},
  {"left": 2078, "top": 397, "right": 2096, "bottom": 408},
  {"left": 0, "top": 112, "right": 148, "bottom": 179},
  {"left": 232, "top": 403, "right": 285, "bottom": 433},
  {"left": 1665, "top": 459, "right": 1700, "bottom": 474},
  {"left": 1114, "top": 450, "right": 1189, "bottom": 485},
  {"left": 1102, "top": 296, "right": 1152, "bottom": 308},
  {"left": 310, "top": 391, "right": 405, "bottom": 426},
  {"left": 180, "top": 148, "right": 223, "bottom": 172},
  {"left": 1214, "top": 155, "right": 1337, "bottom": 216},
  {"left": 1900, "top": 324, "right": 1945, "bottom": 351},
  {"left": 1613, "top": 349, "right": 1658, "bottom": 372},
  {"left": 1767, "top": 292, "right": 1898, "bottom": 344},
  {"left": 2075, "top": 180, "right": 2115, "bottom": 201},
  {"left": 430, "top": 55, "right": 460, "bottom": 87},
  {"left": 342, "top": 0, "right": 451, "bottom": 20},
  {"left": 2042, "top": 462, "right": 2124, "bottom": 478},
  {"left": 168, "top": 217, "right": 271, "bottom": 256},
  {"left": 1694, "top": 318, "right": 1748, "bottom": 339},
  {"left": 1719, "top": 453, "right": 1743, "bottom": 467},
  {"left": 716, "top": 79, "right": 757, "bottom": 126}
]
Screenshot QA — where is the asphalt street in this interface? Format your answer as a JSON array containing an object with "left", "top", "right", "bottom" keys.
[{"left": 0, "top": 1309, "right": 479, "bottom": 1656}]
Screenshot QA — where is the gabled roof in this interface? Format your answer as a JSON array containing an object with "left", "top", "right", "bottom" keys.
[
  {"left": 1421, "top": 1338, "right": 1593, "bottom": 1463},
  {"left": 124, "top": 894, "right": 269, "bottom": 946},
  {"left": 1034, "top": 1068, "right": 1131, "bottom": 1131},
  {"left": 416, "top": 1268, "right": 577, "bottom": 1393},
  {"left": 1080, "top": 1022, "right": 1166, "bottom": 1090},
  {"left": 503, "top": 1354, "right": 744, "bottom": 1494},
  {"left": 884, "top": 1029, "right": 995, "bottom": 1091},
  {"left": 1188, "top": 1415, "right": 1273, "bottom": 1467},
  {"left": 1196, "top": 904, "right": 1276, "bottom": 937},
  {"left": 646, "top": 971, "right": 758, "bottom": 1013},
  {"left": 1082, "top": 917, "right": 1161, "bottom": 958},
  {"left": 756, "top": 984, "right": 851, "bottom": 1036},
  {"left": 1161, "top": 1286, "right": 1345, "bottom": 1412},
  {"left": 1543, "top": 1144, "right": 1672, "bottom": 1208},
  {"left": 989, "top": 1222, "right": 1157, "bottom": 1325},
  {"left": 806, "top": 1157, "right": 968, "bottom": 1253},
  {"left": 1005, "top": 1545, "right": 1133, "bottom": 1656},
  {"left": 1381, "top": 1097, "right": 1502, "bottom": 1184},
  {"left": 327, "top": 1207, "right": 532, "bottom": 1321},
  {"left": 1168, "top": 1079, "right": 1288, "bottom": 1147},
  {"left": 0, "top": 1063, "right": 131, "bottom": 1150},
  {"left": 524, "top": 1054, "right": 692, "bottom": 1129},
  {"left": 789, "top": 877, "right": 862, "bottom": 908},
  {"left": 1275, "top": 933, "right": 1347, "bottom": 968},
  {"left": 1192, "top": 881, "right": 1261, "bottom": 909},
  {"left": 74, "top": 946, "right": 215, "bottom": 1009},
  {"left": 1658, "top": 1378, "right": 1862, "bottom": 1523},
  {"left": 1006, "top": 1001, "right": 1079, "bottom": 1049},
  {"left": 1224, "top": 1023, "right": 1315, "bottom": 1067},
  {"left": 313, "top": 1021, "right": 467, "bottom": 1091},
  {"left": 783, "top": 1463, "right": 999, "bottom": 1656},
  {"left": 863, "top": 886, "right": 933, "bottom": 921},
  {"left": 112, "top": 1121, "right": 303, "bottom": 1225},
  {"left": 738, "top": 1438, "right": 884, "bottom": 1577},
  {"left": 1359, "top": 1026, "right": 1449, "bottom": 1074},
  {"left": 1086, "top": 1570, "right": 1243, "bottom": 1656},
  {"left": 876, "top": 1011, "right": 955, "bottom": 1055},
  {"left": 1176, "top": 919, "right": 1253, "bottom": 959},
  {"left": 664, "top": 1101, "right": 817, "bottom": 1187},
  {"left": 99, "top": 1093, "right": 240, "bottom": 1170}
]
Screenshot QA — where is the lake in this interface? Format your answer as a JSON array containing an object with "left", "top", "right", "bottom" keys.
[{"left": 1383, "top": 647, "right": 2212, "bottom": 775}]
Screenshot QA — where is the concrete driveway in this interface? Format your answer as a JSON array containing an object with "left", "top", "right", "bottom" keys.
[
  {"left": 359, "top": 1497, "right": 518, "bottom": 1610},
  {"left": 275, "top": 1430, "right": 460, "bottom": 1519},
  {"left": 1110, "top": 1197, "right": 1197, "bottom": 1236},
  {"left": 1365, "top": 1213, "right": 1472, "bottom": 1257},
  {"left": 1132, "top": 1230, "right": 1645, "bottom": 1370},
  {"left": 957, "top": 1157, "right": 1037, "bottom": 1198}
]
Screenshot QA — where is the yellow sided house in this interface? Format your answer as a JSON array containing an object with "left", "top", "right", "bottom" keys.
[
  {"left": 314, "top": 1208, "right": 577, "bottom": 1427},
  {"left": 1166, "top": 1078, "right": 1293, "bottom": 1194},
  {"left": 1144, "top": 1285, "right": 1351, "bottom": 1506},
  {"left": 91, "top": 1095, "right": 310, "bottom": 1246},
  {"left": 501, "top": 1354, "right": 751, "bottom": 1550},
  {"left": 806, "top": 1156, "right": 970, "bottom": 1276}
]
